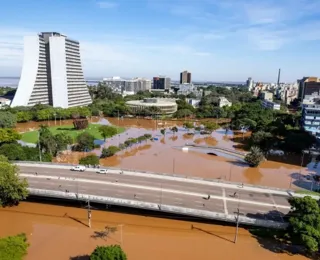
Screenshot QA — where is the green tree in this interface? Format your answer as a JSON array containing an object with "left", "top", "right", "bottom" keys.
[
  {"left": 160, "top": 128, "right": 166, "bottom": 136},
  {"left": 0, "top": 233, "right": 29, "bottom": 260},
  {"left": 288, "top": 196, "right": 320, "bottom": 253},
  {"left": 183, "top": 122, "right": 193, "bottom": 130},
  {"left": 0, "top": 143, "right": 26, "bottom": 160},
  {"left": 101, "top": 146, "right": 120, "bottom": 158},
  {"left": 143, "top": 134, "right": 152, "bottom": 140},
  {"left": 0, "top": 158, "right": 28, "bottom": 206},
  {"left": 39, "top": 125, "right": 56, "bottom": 156},
  {"left": 250, "top": 131, "right": 274, "bottom": 151},
  {"left": 16, "top": 111, "right": 33, "bottom": 123},
  {"left": 79, "top": 154, "right": 100, "bottom": 165},
  {"left": 90, "top": 245, "right": 127, "bottom": 260},
  {"left": 99, "top": 125, "right": 118, "bottom": 141},
  {"left": 54, "top": 132, "right": 72, "bottom": 153},
  {"left": 75, "top": 132, "right": 95, "bottom": 151},
  {"left": 203, "top": 121, "right": 219, "bottom": 132},
  {"left": 0, "top": 111, "right": 17, "bottom": 128},
  {"left": 0, "top": 128, "right": 21, "bottom": 144},
  {"left": 244, "top": 146, "right": 265, "bottom": 167}
]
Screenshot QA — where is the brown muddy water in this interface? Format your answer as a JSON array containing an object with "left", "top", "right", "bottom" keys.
[
  {"left": 0, "top": 202, "right": 308, "bottom": 260},
  {"left": 17, "top": 117, "right": 318, "bottom": 191}
]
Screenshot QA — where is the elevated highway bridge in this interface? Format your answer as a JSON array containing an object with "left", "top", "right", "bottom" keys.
[{"left": 16, "top": 162, "right": 293, "bottom": 229}]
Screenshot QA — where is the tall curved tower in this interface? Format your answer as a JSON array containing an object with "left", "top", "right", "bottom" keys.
[{"left": 11, "top": 32, "right": 92, "bottom": 108}]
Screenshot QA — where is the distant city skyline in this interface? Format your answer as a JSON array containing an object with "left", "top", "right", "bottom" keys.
[{"left": 1, "top": 0, "right": 320, "bottom": 82}]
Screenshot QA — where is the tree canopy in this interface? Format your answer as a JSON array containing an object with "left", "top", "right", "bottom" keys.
[
  {"left": 0, "top": 158, "right": 28, "bottom": 206},
  {"left": 99, "top": 125, "right": 118, "bottom": 141},
  {"left": 90, "top": 245, "right": 127, "bottom": 260},
  {"left": 0, "top": 233, "right": 29, "bottom": 260},
  {"left": 79, "top": 154, "right": 100, "bottom": 165},
  {"left": 0, "top": 111, "right": 17, "bottom": 128},
  {"left": 244, "top": 146, "right": 265, "bottom": 167},
  {"left": 74, "top": 132, "right": 95, "bottom": 152},
  {"left": 288, "top": 196, "right": 320, "bottom": 253}
]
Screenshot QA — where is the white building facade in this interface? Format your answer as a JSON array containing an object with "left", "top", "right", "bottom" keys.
[{"left": 11, "top": 32, "right": 92, "bottom": 108}]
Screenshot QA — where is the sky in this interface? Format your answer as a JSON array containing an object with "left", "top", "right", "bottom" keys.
[{"left": 1, "top": 0, "right": 320, "bottom": 82}]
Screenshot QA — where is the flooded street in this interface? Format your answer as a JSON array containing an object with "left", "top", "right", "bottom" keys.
[
  {"left": 16, "top": 117, "right": 318, "bottom": 191},
  {"left": 0, "top": 202, "right": 308, "bottom": 260}
]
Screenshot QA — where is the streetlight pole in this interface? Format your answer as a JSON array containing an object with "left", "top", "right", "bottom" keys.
[
  {"left": 38, "top": 130, "right": 42, "bottom": 162},
  {"left": 234, "top": 208, "right": 240, "bottom": 243},
  {"left": 87, "top": 199, "right": 92, "bottom": 228},
  {"left": 118, "top": 224, "right": 124, "bottom": 246},
  {"left": 173, "top": 158, "right": 175, "bottom": 173}
]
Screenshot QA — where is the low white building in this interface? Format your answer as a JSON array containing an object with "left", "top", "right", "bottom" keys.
[
  {"left": 261, "top": 100, "right": 280, "bottom": 110},
  {"left": 218, "top": 97, "right": 232, "bottom": 107},
  {"left": 103, "top": 77, "right": 151, "bottom": 95},
  {"left": 186, "top": 98, "right": 201, "bottom": 108},
  {"left": 0, "top": 97, "right": 11, "bottom": 108},
  {"left": 260, "top": 91, "right": 273, "bottom": 101}
]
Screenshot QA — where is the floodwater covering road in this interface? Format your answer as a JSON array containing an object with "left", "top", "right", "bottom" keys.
[{"left": 0, "top": 202, "right": 308, "bottom": 260}]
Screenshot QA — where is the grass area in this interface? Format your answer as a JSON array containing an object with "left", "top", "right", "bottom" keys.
[
  {"left": 20, "top": 124, "right": 125, "bottom": 144},
  {"left": 295, "top": 190, "right": 320, "bottom": 196}
]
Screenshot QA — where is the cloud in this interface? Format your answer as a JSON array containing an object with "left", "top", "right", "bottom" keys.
[{"left": 96, "top": 1, "right": 117, "bottom": 9}]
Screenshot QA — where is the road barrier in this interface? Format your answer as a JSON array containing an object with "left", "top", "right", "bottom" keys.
[{"left": 28, "top": 188, "right": 288, "bottom": 229}]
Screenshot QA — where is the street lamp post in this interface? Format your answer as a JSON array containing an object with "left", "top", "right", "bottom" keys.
[
  {"left": 38, "top": 130, "right": 42, "bottom": 162},
  {"left": 234, "top": 208, "right": 240, "bottom": 243}
]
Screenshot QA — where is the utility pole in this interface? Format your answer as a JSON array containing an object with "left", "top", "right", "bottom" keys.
[
  {"left": 118, "top": 224, "right": 124, "bottom": 246},
  {"left": 160, "top": 183, "right": 163, "bottom": 206},
  {"left": 234, "top": 208, "right": 240, "bottom": 243},
  {"left": 172, "top": 158, "right": 176, "bottom": 173},
  {"left": 38, "top": 130, "right": 42, "bottom": 162},
  {"left": 87, "top": 199, "right": 92, "bottom": 228}
]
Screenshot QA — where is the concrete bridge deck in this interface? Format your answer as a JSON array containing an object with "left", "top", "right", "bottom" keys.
[{"left": 17, "top": 162, "right": 292, "bottom": 229}]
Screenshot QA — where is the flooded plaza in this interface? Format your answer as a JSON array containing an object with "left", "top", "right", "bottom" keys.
[
  {"left": 0, "top": 202, "right": 308, "bottom": 260},
  {"left": 16, "top": 117, "right": 318, "bottom": 191}
]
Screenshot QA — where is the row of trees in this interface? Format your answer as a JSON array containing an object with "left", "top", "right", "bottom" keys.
[
  {"left": 0, "top": 104, "right": 92, "bottom": 127},
  {"left": 101, "top": 133, "right": 152, "bottom": 158}
]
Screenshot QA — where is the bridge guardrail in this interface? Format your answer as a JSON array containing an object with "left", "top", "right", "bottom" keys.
[
  {"left": 28, "top": 188, "right": 288, "bottom": 229},
  {"left": 16, "top": 161, "right": 293, "bottom": 194}
]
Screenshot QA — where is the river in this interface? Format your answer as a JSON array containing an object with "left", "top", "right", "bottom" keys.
[{"left": 0, "top": 202, "right": 307, "bottom": 260}]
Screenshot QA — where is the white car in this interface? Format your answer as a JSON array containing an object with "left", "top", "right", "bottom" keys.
[
  {"left": 71, "top": 165, "right": 86, "bottom": 172},
  {"left": 97, "top": 169, "right": 108, "bottom": 174}
]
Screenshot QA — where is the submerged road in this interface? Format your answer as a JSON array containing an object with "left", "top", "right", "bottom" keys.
[{"left": 18, "top": 164, "right": 292, "bottom": 223}]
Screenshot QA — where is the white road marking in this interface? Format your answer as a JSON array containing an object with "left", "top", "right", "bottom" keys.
[{"left": 222, "top": 188, "right": 228, "bottom": 215}]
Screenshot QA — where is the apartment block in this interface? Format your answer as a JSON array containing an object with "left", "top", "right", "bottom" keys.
[
  {"left": 153, "top": 76, "right": 171, "bottom": 90},
  {"left": 11, "top": 32, "right": 92, "bottom": 108},
  {"left": 302, "top": 96, "right": 320, "bottom": 139},
  {"left": 298, "top": 77, "right": 320, "bottom": 100}
]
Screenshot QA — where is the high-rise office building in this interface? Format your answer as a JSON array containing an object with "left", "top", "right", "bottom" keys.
[
  {"left": 153, "top": 76, "right": 171, "bottom": 90},
  {"left": 246, "top": 77, "right": 254, "bottom": 91},
  {"left": 298, "top": 77, "right": 320, "bottom": 100},
  {"left": 180, "top": 70, "right": 191, "bottom": 84},
  {"left": 11, "top": 32, "right": 92, "bottom": 108}
]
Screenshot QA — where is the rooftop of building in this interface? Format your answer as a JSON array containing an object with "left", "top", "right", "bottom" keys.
[{"left": 126, "top": 98, "right": 177, "bottom": 106}]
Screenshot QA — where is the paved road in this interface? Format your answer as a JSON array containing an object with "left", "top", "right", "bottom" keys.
[{"left": 19, "top": 165, "right": 291, "bottom": 222}]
